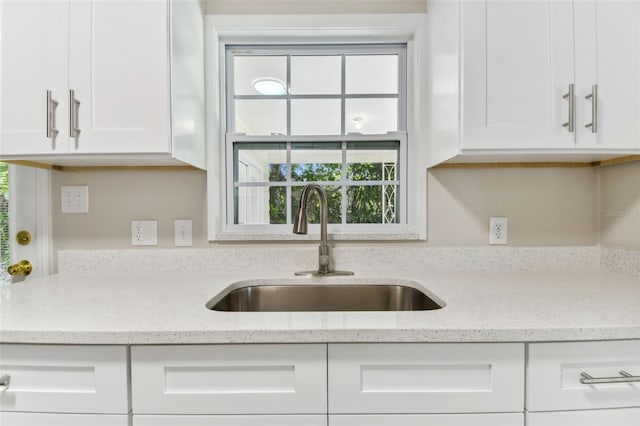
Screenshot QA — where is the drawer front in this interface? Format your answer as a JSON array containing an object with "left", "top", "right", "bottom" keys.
[
  {"left": 131, "top": 344, "right": 327, "bottom": 414},
  {"left": 0, "top": 413, "right": 130, "bottom": 426},
  {"left": 330, "top": 413, "right": 524, "bottom": 426},
  {"left": 0, "top": 344, "right": 129, "bottom": 414},
  {"left": 526, "top": 408, "right": 640, "bottom": 426},
  {"left": 133, "top": 415, "right": 327, "bottom": 426},
  {"left": 328, "top": 343, "right": 524, "bottom": 414},
  {"left": 527, "top": 340, "right": 640, "bottom": 411}
]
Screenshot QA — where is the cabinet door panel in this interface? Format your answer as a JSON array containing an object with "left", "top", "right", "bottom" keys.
[
  {"left": 328, "top": 343, "right": 524, "bottom": 414},
  {"left": 68, "top": 0, "right": 170, "bottom": 154},
  {"left": 330, "top": 414, "right": 523, "bottom": 426},
  {"left": 527, "top": 408, "right": 640, "bottom": 426},
  {"left": 575, "top": 1, "right": 640, "bottom": 149},
  {"left": 0, "top": 0, "right": 69, "bottom": 155},
  {"left": 131, "top": 344, "right": 327, "bottom": 415},
  {"left": 133, "top": 415, "right": 327, "bottom": 426},
  {"left": 0, "top": 412, "right": 129, "bottom": 426},
  {"left": 527, "top": 340, "right": 640, "bottom": 411},
  {"left": 462, "top": 0, "right": 574, "bottom": 149},
  {"left": 0, "top": 344, "right": 129, "bottom": 414}
]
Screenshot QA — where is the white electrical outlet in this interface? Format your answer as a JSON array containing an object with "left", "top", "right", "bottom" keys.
[
  {"left": 131, "top": 220, "right": 158, "bottom": 246},
  {"left": 61, "top": 185, "right": 89, "bottom": 213},
  {"left": 489, "top": 217, "right": 508, "bottom": 245},
  {"left": 174, "top": 219, "right": 192, "bottom": 247}
]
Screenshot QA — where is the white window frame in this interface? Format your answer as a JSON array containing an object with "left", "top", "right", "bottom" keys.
[{"left": 206, "top": 14, "right": 430, "bottom": 241}]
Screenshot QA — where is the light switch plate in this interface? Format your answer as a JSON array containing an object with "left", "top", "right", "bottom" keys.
[
  {"left": 61, "top": 185, "right": 89, "bottom": 213},
  {"left": 174, "top": 219, "right": 192, "bottom": 247},
  {"left": 131, "top": 220, "right": 158, "bottom": 246}
]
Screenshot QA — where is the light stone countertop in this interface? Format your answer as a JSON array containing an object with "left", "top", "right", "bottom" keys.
[{"left": 0, "top": 270, "right": 639, "bottom": 344}]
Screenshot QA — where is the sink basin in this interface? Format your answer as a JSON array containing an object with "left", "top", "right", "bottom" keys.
[{"left": 206, "top": 281, "right": 444, "bottom": 312}]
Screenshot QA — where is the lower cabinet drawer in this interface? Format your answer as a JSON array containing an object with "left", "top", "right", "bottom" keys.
[
  {"left": 0, "top": 344, "right": 129, "bottom": 414},
  {"left": 131, "top": 344, "right": 327, "bottom": 415},
  {"left": 527, "top": 340, "right": 640, "bottom": 411},
  {"left": 329, "top": 414, "right": 524, "bottom": 426},
  {"left": 328, "top": 343, "right": 525, "bottom": 414},
  {"left": 0, "top": 412, "right": 130, "bottom": 426},
  {"left": 526, "top": 407, "right": 640, "bottom": 426},
  {"left": 133, "top": 415, "right": 327, "bottom": 425}
]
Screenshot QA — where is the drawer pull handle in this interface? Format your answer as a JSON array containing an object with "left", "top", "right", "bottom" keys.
[
  {"left": 0, "top": 374, "right": 10, "bottom": 391},
  {"left": 580, "top": 370, "right": 640, "bottom": 385}
]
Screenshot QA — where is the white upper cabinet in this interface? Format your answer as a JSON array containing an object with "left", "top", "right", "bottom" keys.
[
  {"left": 462, "top": 0, "right": 575, "bottom": 150},
  {"left": 0, "top": 0, "right": 205, "bottom": 168},
  {"left": 426, "top": 0, "right": 640, "bottom": 166}
]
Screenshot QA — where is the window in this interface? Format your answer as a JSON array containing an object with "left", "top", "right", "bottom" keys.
[{"left": 225, "top": 44, "right": 407, "bottom": 233}]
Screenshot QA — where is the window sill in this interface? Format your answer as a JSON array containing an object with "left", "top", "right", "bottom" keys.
[{"left": 214, "top": 232, "right": 421, "bottom": 242}]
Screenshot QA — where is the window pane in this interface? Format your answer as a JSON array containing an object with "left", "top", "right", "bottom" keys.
[
  {"left": 291, "top": 142, "right": 342, "bottom": 182},
  {"left": 346, "top": 55, "right": 398, "bottom": 94},
  {"left": 347, "top": 185, "right": 399, "bottom": 224},
  {"left": 290, "top": 56, "right": 341, "bottom": 95},
  {"left": 291, "top": 99, "right": 341, "bottom": 135},
  {"left": 234, "top": 56, "right": 287, "bottom": 95},
  {"left": 234, "top": 143, "right": 287, "bottom": 183},
  {"left": 292, "top": 185, "right": 341, "bottom": 224},
  {"left": 346, "top": 141, "right": 399, "bottom": 181},
  {"left": 235, "top": 186, "right": 279, "bottom": 225},
  {"left": 346, "top": 99, "right": 398, "bottom": 134},
  {"left": 235, "top": 100, "right": 286, "bottom": 135}
]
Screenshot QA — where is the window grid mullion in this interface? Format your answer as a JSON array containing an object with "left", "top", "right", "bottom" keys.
[
  {"left": 286, "top": 141, "right": 292, "bottom": 225},
  {"left": 341, "top": 141, "right": 347, "bottom": 225}
]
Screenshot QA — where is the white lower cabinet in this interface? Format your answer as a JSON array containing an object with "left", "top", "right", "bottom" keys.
[
  {"left": 329, "top": 414, "right": 524, "bottom": 426},
  {"left": 133, "top": 415, "right": 327, "bottom": 426},
  {"left": 328, "top": 343, "right": 524, "bottom": 414},
  {"left": 0, "top": 412, "right": 130, "bottom": 426},
  {"left": 527, "top": 408, "right": 640, "bottom": 426}
]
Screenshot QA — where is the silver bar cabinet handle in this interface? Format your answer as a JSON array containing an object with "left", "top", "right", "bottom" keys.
[
  {"left": 562, "top": 83, "right": 575, "bottom": 132},
  {"left": 580, "top": 370, "right": 640, "bottom": 385},
  {"left": 0, "top": 374, "right": 10, "bottom": 392},
  {"left": 585, "top": 84, "right": 598, "bottom": 133},
  {"left": 46, "top": 90, "right": 59, "bottom": 138},
  {"left": 69, "top": 89, "right": 81, "bottom": 138}
]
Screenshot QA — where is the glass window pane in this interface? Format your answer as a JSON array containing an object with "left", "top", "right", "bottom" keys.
[
  {"left": 346, "top": 55, "right": 398, "bottom": 94},
  {"left": 291, "top": 142, "right": 342, "bottom": 182},
  {"left": 235, "top": 186, "right": 285, "bottom": 225},
  {"left": 292, "top": 185, "right": 341, "bottom": 224},
  {"left": 346, "top": 99, "right": 398, "bottom": 134},
  {"left": 235, "top": 100, "right": 286, "bottom": 135},
  {"left": 291, "top": 99, "right": 341, "bottom": 135},
  {"left": 290, "top": 56, "right": 341, "bottom": 95},
  {"left": 346, "top": 141, "right": 399, "bottom": 181},
  {"left": 234, "top": 143, "right": 287, "bottom": 183},
  {"left": 347, "top": 185, "right": 399, "bottom": 224},
  {"left": 234, "top": 56, "right": 287, "bottom": 95}
]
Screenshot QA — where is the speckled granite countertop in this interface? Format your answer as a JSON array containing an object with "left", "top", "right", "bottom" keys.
[{"left": 0, "top": 270, "right": 638, "bottom": 344}]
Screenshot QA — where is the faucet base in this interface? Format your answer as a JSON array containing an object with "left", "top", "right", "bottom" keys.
[{"left": 294, "top": 270, "right": 355, "bottom": 277}]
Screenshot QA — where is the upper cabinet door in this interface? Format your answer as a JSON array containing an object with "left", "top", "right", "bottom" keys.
[
  {"left": 574, "top": 0, "right": 640, "bottom": 149},
  {"left": 0, "top": 0, "right": 70, "bottom": 155},
  {"left": 68, "top": 0, "right": 170, "bottom": 154},
  {"left": 461, "top": 0, "right": 575, "bottom": 150}
]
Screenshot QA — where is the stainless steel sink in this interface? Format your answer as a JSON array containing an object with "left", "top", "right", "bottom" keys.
[{"left": 206, "top": 282, "right": 444, "bottom": 312}]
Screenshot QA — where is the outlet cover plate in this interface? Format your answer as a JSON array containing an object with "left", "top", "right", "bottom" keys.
[
  {"left": 61, "top": 185, "right": 89, "bottom": 213},
  {"left": 131, "top": 220, "right": 158, "bottom": 246},
  {"left": 174, "top": 219, "right": 193, "bottom": 247},
  {"left": 489, "top": 216, "right": 508, "bottom": 245}
]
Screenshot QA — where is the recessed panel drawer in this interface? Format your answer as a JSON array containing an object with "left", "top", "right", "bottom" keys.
[
  {"left": 527, "top": 340, "right": 640, "bottom": 411},
  {"left": 330, "top": 413, "right": 524, "bottom": 426},
  {"left": 0, "top": 412, "right": 130, "bottom": 426},
  {"left": 131, "top": 344, "right": 327, "bottom": 414},
  {"left": 0, "top": 344, "right": 129, "bottom": 414},
  {"left": 527, "top": 407, "right": 640, "bottom": 426},
  {"left": 133, "top": 415, "right": 327, "bottom": 426},
  {"left": 328, "top": 343, "right": 524, "bottom": 414}
]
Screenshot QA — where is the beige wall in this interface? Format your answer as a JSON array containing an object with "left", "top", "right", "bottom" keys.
[
  {"left": 52, "top": 166, "right": 601, "bottom": 251},
  {"left": 599, "top": 161, "right": 640, "bottom": 250}
]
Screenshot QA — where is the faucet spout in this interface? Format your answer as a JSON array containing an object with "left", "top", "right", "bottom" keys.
[{"left": 293, "top": 184, "right": 353, "bottom": 277}]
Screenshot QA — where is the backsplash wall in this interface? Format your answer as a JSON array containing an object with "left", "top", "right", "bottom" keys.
[
  {"left": 599, "top": 161, "right": 640, "bottom": 250},
  {"left": 52, "top": 166, "right": 600, "bottom": 253}
]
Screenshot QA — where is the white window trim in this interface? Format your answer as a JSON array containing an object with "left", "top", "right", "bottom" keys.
[{"left": 206, "top": 13, "right": 430, "bottom": 241}]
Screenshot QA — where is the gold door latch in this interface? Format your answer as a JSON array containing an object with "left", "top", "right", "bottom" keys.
[
  {"left": 7, "top": 260, "right": 32, "bottom": 277},
  {"left": 16, "top": 230, "right": 32, "bottom": 246}
]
